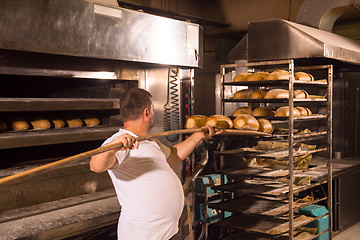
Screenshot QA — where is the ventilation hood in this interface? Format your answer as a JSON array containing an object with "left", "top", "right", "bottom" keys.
[{"left": 229, "top": 18, "right": 360, "bottom": 65}]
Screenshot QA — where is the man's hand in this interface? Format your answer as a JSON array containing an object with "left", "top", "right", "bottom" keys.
[
  {"left": 110, "top": 133, "right": 139, "bottom": 151},
  {"left": 201, "top": 125, "right": 223, "bottom": 139}
]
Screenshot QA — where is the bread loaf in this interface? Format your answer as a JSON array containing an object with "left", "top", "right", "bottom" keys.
[
  {"left": 233, "top": 72, "right": 251, "bottom": 82},
  {"left": 264, "top": 89, "right": 289, "bottom": 99},
  {"left": 275, "top": 106, "right": 301, "bottom": 117},
  {"left": 205, "top": 115, "right": 233, "bottom": 129},
  {"left": 294, "top": 90, "right": 308, "bottom": 99},
  {"left": 50, "top": 118, "right": 66, "bottom": 128},
  {"left": 233, "top": 89, "right": 253, "bottom": 99},
  {"left": 257, "top": 118, "right": 274, "bottom": 133},
  {"left": 251, "top": 89, "right": 268, "bottom": 99},
  {"left": 233, "top": 114, "right": 259, "bottom": 131},
  {"left": 295, "top": 72, "right": 314, "bottom": 81},
  {"left": 30, "top": 118, "right": 51, "bottom": 130},
  {"left": 84, "top": 117, "right": 101, "bottom": 127},
  {"left": 247, "top": 72, "right": 270, "bottom": 81},
  {"left": 233, "top": 106, "right": 252, "bottom": 116},
  {"left": 185, "top": 115, "right": 208, "bottom": 129},
  {"left": 252, "top": 107, "right": 275, "bottom": 117},
  {"left": 0, "top": 119, "right": 7, "bottom": 132},
  {"left": 267, "top": 70, "right": 289, "bottom": 80},
  {"left": 11, "top": 118, "right": 29, "bottom": 131},
  {"left": 296, "top": 107, "right": 309, "bottom": 116},
  {"left": 304, "top": 107, "right": 312, "bottom": 116},
  {"left": 66, "top": 118, "right": 83, "bottom": 127}
]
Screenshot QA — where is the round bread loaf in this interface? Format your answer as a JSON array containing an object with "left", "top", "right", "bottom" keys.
[
  {"left": 251, "top": 89, "right": 268, "bottom": 99},
  {"left": 205, "top": 115, "right": 233, "bottom": 129},
  {"left": 275, "top": 106, "right": 301, "bottom": 117},
  {"left": 233, "top": 72, "right": 251, "bottom": 82},
  {"left": 257, "top": 118, "right": 274, "bottom": 133},
  {"left": 294, "top": 90, "right": 308, "bottom": 99},
  {"left": 11, "top": 118, "right": 30, "bottom": 131},
  {"left": 0, "top": 119, "right": 7, "bottom": 132},
  {"left": 267, "top": 70, "right": 289, "bottom": 80},
  {"left": 66, "top": 118, "right": 84, "bottom": 127},
  {"left": 233, "top": 114, "right": 259, "bottom": 131},
  {"left": 295, "top": 72, "right": 314, "bottom": 81},
  {"left": 84, "top": 117, "right": 101, "bottom": 127},
  {"left": 30, "top": 118, "right": 51, "bottom": 130},
  {"left": 185, "top": 115, "right": 208, "bottom": 129},
  {"left": 264, "top": 89, "right": 289, "bottom": 99},
  {"left": 304, "top": 107, "right": 312, "bottom": 115},
  {"left": 233, "top": 106, "right": 252, "bottom": 116},
  {"left": 50, "top": 118, "right": 65, "bottom": 128},
  {"left": 247, "top": 72, "right": 270, "bottom": 81},
  {"left": 252, "top": 107, "right": 275, "bottom": 117},
  {"left": 296, "top": 107, "right": 308, "bottom": 116},
  {"left": 233, "top": 89, "right": 253, "bottom": 99}
]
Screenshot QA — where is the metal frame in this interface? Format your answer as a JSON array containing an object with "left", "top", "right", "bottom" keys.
[{"left": 219, "top": 60, "right": 333, "bottom": 239}]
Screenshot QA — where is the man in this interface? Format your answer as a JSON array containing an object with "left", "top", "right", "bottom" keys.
[{"left": 90, "top": 88, "right": 214, "bottom": 240}]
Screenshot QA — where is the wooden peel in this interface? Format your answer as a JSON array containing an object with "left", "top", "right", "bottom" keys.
[{"left": 0, "top": 128, "right": 208, "bottom": 186}]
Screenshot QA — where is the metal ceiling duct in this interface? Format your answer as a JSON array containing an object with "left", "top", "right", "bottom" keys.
[{"left": 228, "top": 18, "right": 360, "bottom": 65}]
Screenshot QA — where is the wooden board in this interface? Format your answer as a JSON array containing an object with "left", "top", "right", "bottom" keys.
[{"left": 219, "top": 129, "right": 272, "bottom": 137}]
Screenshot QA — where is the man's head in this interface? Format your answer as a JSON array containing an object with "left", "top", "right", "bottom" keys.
[{"left": 120, "top": 88, "right": 154, "bottom": 130}]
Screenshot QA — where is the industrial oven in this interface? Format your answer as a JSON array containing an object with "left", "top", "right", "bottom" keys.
[
  {"left": 207, "top": 19, "right": 360, "bottom": 239},
  {"left": 0, "top": 0, "right": 203, "bottom": 238}
]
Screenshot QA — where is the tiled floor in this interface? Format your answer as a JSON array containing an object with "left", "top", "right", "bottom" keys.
[{"left": 333, "top": 221, "right": 360, "bottom": 240}]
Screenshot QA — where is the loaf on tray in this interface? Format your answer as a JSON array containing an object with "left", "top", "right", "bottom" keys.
[
  {"left": 233, "top": 114, "right": 260, "bottom": 131},
  {"left": 185, "top": 115, "right": 208, "bottom": 129}
]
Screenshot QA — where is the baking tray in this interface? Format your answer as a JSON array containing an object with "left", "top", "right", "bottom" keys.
[{"left": 223, "top": 80, "right": 327, "bottom": 87}]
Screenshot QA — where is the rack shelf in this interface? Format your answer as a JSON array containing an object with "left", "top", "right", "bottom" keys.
[{"left": 0, "top": 98, "right": 120, "bottom": 111}]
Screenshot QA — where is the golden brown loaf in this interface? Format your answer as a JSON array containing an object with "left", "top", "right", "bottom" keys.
[
  {"left": 251, "top": 89, "right": 268, "bottom": 99},
  {"left": 0, "top": 119, "right": 7, "bottom": 132},
  {"left": 247, "top": 72, "right": 270, "bottom": 81},
  {"left": 66, "top": 118, "right": 83, "bottom": 127},
  {"left": 267, "top": 70, "right": 289, "bottom": 80},
  {"left": 50, "top": 118, "right": 65, "bottom": 128},
  {"left": 264, "top": 89, "right": 289, "bottom": 99},
  {"left": 30, "top": 118, "right": 51, "bottom": 130},
  {"left": 205, "top": 115, "right": 233, "bottom": 129},
  {"left": 294, "top": 90, "right": 308, "bottom": 99},
  {"left": 304, "top": 107, "right": 312, "bottom": 115},
  {"left": 233, "top": 114, "right": 259, "bottom": 131},
  {"left": 233, "top": 72, "right": 251, "bottom": 82},
  {"left": 296, "top": 107, "right": 308, "bottom": 116},
  {"left": 252, "top": 107, "right": 275, "bottom": 117},
  {"left": 11, "top": 118, "right": 30, "bottom": 131},
  {"left": 275, "top": 106, "right": 301, "bottom": 117},
  {"left": 84, "top": 117, "right": 101, "bottom": 127},
  {"left": 257, "top": 118, "right": 274, "bottom": 133},
  {"left": 295, "top": 72, "right": 314, "bottom": 81},
  {"left": 233, "top": 106, "right": 252, "bottom": 116},
  {"left": 185, "top": 115, "right": 208, "bottom": 129},
  {"left": 233, "top": 89, "right": 254, "bottom": 99}
]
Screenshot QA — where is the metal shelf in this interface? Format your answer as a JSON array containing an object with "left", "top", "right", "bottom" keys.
[
  {"left": 223, "top": 79, "right": 328, "bottom": 87},
  {"left": 0, "top": 98, "right": 120, "bottom": 111},
  {"left": 222, "top": 98, "right": 327, "bottom": 103},
  {"left": 0, "top": 126, "right": 119, "bottom": 149}
]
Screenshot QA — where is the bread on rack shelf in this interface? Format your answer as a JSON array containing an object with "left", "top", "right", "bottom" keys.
[
  {"left": 257, "top": 118, "right": 274, "bottom": 133},
  {"left": 233, "top": 89, "right": 254, "bottom": 99},
  {"left": 294, "top": 90, "right": 308, "bottom": 99},
  {"left": 233, "top": 106, "right": 252, "bottom": 116},
  {"left": 30, "top": 117, "right": 51, "bottom": 130},
  {"left": 247, "top": 72, "right": 270, "bottom": 81},
  {"left": 205, "top": 115, "right": 233, "bottom": 129},
  {"left": 0, "top": 119, "right": 7, "bottom": 132},
  {"left": 185, "top": 115, "right": 208, "bottom": 129},
  {"left": 11, "top": 118, "right": 30, "bottom": 131},
  {"left": 295, "top": 72, "right": 314, "bottom": 81},
  {"left": 83, "top": 117, "right": 101, "bottom": 127},
  {"left": 266, "top": 70, "right": 289, "bottom": 80},
  {"left": 233, "top": 72, "right": 251, "bottom": 82},
  {"left": 252, "top": 107, "right": 275, "bottom": 117},
  {"left": 233, "top": 114, "right": 259, "bottom": 131},
  {"left": 264, "top": 89, "right": 289, "bottom": 99},
  {"left": 275, "top": 106, "right": 301, "bottom": 117},
  {"left": 49, "top": 118, "right": 66, "bottom": 128},
  {"left": 65, "top": 118, "right": 84, "bottom": 127},
  {"left": 251, "top": 89, "right": 268, "bottom": 99},
  {"left": 296, "top": 107, "right": 312, "bottom": 116}
]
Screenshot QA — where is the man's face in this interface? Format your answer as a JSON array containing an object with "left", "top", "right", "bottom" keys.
[{"left": 148, "top": 103, "right": 155, "bottom": 131}]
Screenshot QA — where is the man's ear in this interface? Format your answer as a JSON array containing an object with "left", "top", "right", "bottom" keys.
[{"left": 144, "top": 108, "right": 150, "bottom": 118}]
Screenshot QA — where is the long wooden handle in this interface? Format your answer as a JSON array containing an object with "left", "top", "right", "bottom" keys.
[{"left": 0, "top": 128, "right": 207, "bottom": 186}]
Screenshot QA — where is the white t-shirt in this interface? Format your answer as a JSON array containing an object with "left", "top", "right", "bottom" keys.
[{"left": 104, "top": 129, "right": 184, "bottom": 240}]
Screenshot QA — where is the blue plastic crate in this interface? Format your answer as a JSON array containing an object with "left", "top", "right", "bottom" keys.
[
  {"left": 194, "top": 174, "right": 227, "bottom": 195},
  {"left": 195, "top": 199, "right": 232, "bottom": 223},
  {"left": 299, "top": 205, "right": 329, "bottom": 240}
]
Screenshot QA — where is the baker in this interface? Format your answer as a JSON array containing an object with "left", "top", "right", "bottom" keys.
[{"left": 90, "top": 87, "right": 216, "bottom": 240}]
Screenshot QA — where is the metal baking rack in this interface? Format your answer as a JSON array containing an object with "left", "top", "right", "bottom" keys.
[{"left": 208, "top": 59, "right": 333, "bottom": 240}]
